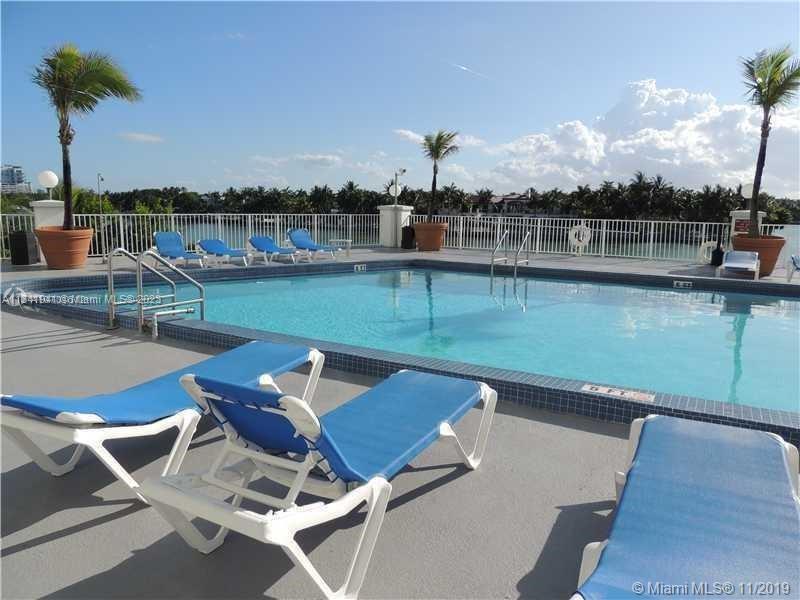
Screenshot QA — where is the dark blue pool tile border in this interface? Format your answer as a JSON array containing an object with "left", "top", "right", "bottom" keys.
[{"left": 3, "top": 258, "right": 798, "bottom": 445}]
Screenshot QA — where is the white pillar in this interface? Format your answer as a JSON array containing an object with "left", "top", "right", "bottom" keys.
[
  {"left": 378, "top": 205, "right": 414, "bottom": 248},
  {"left": 31, "top": 200, "right": 65, "bottom": 261}
]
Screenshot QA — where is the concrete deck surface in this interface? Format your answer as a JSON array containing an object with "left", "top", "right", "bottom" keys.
[
  {"left": 2, "top": 247, "right": 796, "bottom": 286},
  {"left": 1, "top": 308, "right": 627, "bottom": 599}
]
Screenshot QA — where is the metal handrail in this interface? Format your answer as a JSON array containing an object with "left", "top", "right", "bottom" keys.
[
  {"left": 107, "top": 247, "right": 176, "bottom": 328},
  {"left": 136, "top": 250, "right": 205, "bottom": 332},
  {"left": 490, "top": 229, "right": 509, "bottom": 275},
  {"left": 513, "top": 231, "right": 532, "bottom": 281}
]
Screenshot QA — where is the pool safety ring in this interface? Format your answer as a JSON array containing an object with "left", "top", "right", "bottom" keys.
[{"left": 568, "top": 224, "right": 592, "bottom": 251}]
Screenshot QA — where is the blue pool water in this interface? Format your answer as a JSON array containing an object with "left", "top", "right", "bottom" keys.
[{"left": 82, "top": 269, "right": 799, "bottom": 412}]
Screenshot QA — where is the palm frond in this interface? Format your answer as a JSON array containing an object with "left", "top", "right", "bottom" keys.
[
  {"left": 741, "top": 45, "right": 800, "bottom": 110},
  {"left": 421, "top": 130, "right": 460, "bottom": 162},
  {"left": 32, "top": 43, "right": 141, "bottom": 117}
]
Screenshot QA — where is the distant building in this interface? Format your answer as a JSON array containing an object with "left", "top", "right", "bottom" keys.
[{"left": 2, "top": 165, "right": 32, "bottom": 194}]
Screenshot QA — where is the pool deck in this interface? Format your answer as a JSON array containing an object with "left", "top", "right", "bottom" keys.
[
  {"left": 1, "top": 308, "right": 627, "bottom": 599},
  {"left": 2, "top": 247, "right": 798, "bottom": 286}
]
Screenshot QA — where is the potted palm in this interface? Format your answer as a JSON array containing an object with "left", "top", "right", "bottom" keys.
[
  {"left": 732, "top": 45, "right": 800, "bottom": 276},
  {"left": 33, "top": 43, "right": 140, "bottom": 269},
  {"left": 414, "top": 130, "right": 460, "bottom": 251}
]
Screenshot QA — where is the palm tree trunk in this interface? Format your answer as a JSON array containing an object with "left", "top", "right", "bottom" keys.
[
  {"left": 428, "top": 162, "right": 438, "bottom": 223},
  {"left": 60, "top": 139, "right": 73, "bottom": 230},
  {"left": 748, "top": 108, "right": 770, "bottom": 237}
]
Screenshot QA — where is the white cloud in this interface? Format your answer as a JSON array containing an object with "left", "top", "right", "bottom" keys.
[
  {"left": 484, "top": 79, "right": 800, "bottom": 197},
  {"left": 444, "top": 163, "right": 475, "bottom": 183},
  {"left": 449, "top": 62, "right": 490, "bottom": 80},
  {"left": 393, "top": 129, "right": 425, "bottom": 144},
  {"left": 119, "top": 132, "right": 164, "bottom": 143},
  {"left": 456, "top": 134, "right": 486, "bottom": 148},
  {"left": 249, "top": 155, "right": 288, "bottom": 167},
  {"left": 353, "top": 160, "right": 389, "bottom": 179},
  {"left": 293, "top": 153, "right": 342, "bottom": 168}
]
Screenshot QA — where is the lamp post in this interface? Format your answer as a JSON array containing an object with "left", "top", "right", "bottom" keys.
[
  {"left": 391, "top": 168, "right": 407, "bottom": 206},
  {"left": 37, "top": 170, "right": 59, "bottom": 200},
  {"left": 97, "top": 173, "right": 107, "bottom": 262}
]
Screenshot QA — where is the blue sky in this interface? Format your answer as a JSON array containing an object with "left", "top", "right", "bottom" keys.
[{"left": 3, "top": 1, "right": 799, "bottom": 196}]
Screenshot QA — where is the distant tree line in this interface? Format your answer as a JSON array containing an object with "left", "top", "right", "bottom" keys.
[{"left": 3, "top": 172, "right": 798, "bottom": 224}]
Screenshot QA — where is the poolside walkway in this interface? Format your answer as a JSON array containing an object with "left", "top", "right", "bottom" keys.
[
  {"left": 2, "top": 247, "right": 797, "bottom": 286},
  {"left": 1, "top": 308, "right": 627, "bottom": 599}
]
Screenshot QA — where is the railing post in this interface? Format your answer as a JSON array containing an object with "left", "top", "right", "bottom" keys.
[
  {"left": 458, "top": 216, "right": 464, "bottom": 250},
  {"left": 246, "top": 214, "right": 253, "bottom": 246},
  {"left": 348, "top": 214, "right": 353, "bottom": 245},
  {"left": 117, "top": 214, "right": 124, "bottom": 250},
  {"left": 216, "top": 214, "right": 222, "bottom": 240},
  {"left": 648, "top": 221, "right": 655, "bottom": 259},
  {"left": 600, "top": 220, "right": 607, "bottom": 258},
  {"left": 313, "top": 214, "right": 319, "bottom": 241},
  {"left": 535, "top": 218, "right": 542, "bottom": 254}
]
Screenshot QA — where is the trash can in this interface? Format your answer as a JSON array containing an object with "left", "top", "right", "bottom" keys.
[
  {"left": 9, "top": 231, "right": 40, "bottom": 265},
  {"left": 401, "top": 226, "right": 416, "bottom": 250}
]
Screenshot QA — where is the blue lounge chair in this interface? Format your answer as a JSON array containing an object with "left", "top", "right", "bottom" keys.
[
  {"left": 0, "top": 341, "right": 324, "bottom": 502},
  {"left": 716, "top": 249, "right": 760, "bottom": 280},
  {"left": 574, "top": 415, "right": 800, "bottom": 600},
  {"left": 154, "top": 231, "right": 205, "bottom": 268},
  {"left": 141, "top": 370, "right": 497, "bottom": 599},
  {"left": 198, "top": 238, "right": 250, "bottom": 266},
  {"left": 249, "top": 235, "right": 298, "bottom": 264},
  {"left": 287, "top": 227, "right": 341, "bottom": 261},
  {"left": 787, "top": 254, "right": 799, "bottom": 282}
]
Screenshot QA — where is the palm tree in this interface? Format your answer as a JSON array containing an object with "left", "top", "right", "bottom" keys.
[
  {"left": 421, "top": 130, "right": 460, "bottom": 221},
  {"left": 741, "top": 45, "right": 800, "bottom": 236},
  {"left": 33, "top": 43, "right": 141, "bottom": 229}
]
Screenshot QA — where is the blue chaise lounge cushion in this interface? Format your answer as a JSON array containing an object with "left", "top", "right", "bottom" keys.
[
  {"left": 193, "top": 370, "right": 483, "bottom": 483},
  {"left": 1, "top": 341, "right": 312, "bottom": 426},
  {"left": 578, "top": 416, "right": 800, "bottom": 600}
]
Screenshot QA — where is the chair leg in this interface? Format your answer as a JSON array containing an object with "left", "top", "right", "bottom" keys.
[
  {"left": 437, "top": 384, "right": 497, "bottom": 470},
  {"left": 279, "top": 478, "right": 392, "bottom": 600},
  {"left": 148, "top": 468, "right": 255, "bottom": 554},
  {"left": 2, "top": 426, "right": 86, "bottom": 476},
  {"left": 80, "top": 412, "right": 201, "bottom": 503}
]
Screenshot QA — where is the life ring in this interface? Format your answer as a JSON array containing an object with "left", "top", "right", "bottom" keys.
[
  {"left": 568, "top": 224, "right": 592, "bottom": 250},
  {"left": 696, "top": 241, "right": 718, "bottom": 265}
]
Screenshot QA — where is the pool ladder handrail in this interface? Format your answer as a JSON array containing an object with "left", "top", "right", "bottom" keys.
[
  {"left": 513, "top": 230, "right": 532, "bottom": 283},
  {"left": 490, "top": 229, "right": 510, "bottom": 288},
  {"left": 136, "top": 250, "right": 206, "bottom": 334},
  {"left": 107, "top": 247, "right": 177, "bottom": 328}
]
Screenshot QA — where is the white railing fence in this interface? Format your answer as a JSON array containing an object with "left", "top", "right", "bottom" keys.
[
  {"left": 66, "top": 213, "right": 380, "bottom": 257},
  {"left": 409, "top": 215, "right": 800, "bottom": 265},
  {"left": 2, "top": 212, "right": 798, "bottom": 265}
]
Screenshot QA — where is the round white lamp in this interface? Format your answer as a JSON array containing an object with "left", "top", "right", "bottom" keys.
[
  {"left": 741, "top": 183, "right": 754, "bottom": 200},
  {"left": 37, "top": 170, "right": 59, "bottom": 200}
]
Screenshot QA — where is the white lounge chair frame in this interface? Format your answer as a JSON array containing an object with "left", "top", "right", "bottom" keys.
[
  {"left": 1, "top": 408, "right": 200, "bottom": 504},
  {"left": 573, "top": 415, "right": 800, "bottom": 595},
  {"left": 141, "top": 376, "right": 497, "bottom": 600},
  {"left": 198, "top": 248, "right": 251, "bottom": 268},
  {"left": 716, "top": 250, "right": 760, "bottom": 280},
  {"left": 1, "top": 350, "right": 325, "bottom": 504},
  {"left": 248, "top": 240, "right": 298, "bottom": 265}
]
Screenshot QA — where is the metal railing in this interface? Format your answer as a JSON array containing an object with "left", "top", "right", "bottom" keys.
[
  {"left": 136, "top": 250, "right": 205, "bottom": 334},
  {"left": 513, "top": 230, "right": 532, "bottom": 281},
  {"left": 410, "top": 215, "right": 800, "bottom": 265},
  {"left": 107, "top": 247, "right": 177, "bottom": 328},
  {"left": 70, "top": 213, "right": 380, "bottom": 258}
]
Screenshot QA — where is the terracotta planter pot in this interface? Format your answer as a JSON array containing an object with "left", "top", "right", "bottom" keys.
[
  {"left": 413, "top": 222, "right": 448, "bottom": 251},
  {"left": 34, "top": 226, "right": 94, "bottom": 269},
  {"left": 731, "top": 234, "right": 786, "bottom": 277}
]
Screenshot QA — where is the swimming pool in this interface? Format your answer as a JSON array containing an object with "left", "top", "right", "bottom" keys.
[{"left": 76, "top": 269, "right": 799, "bottom": 413}]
